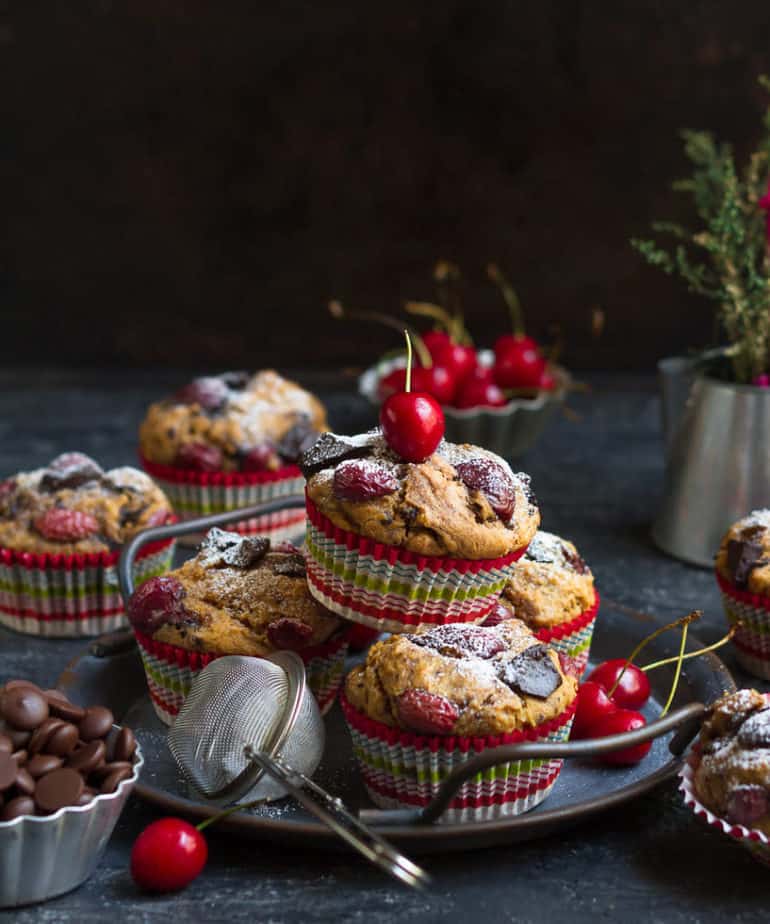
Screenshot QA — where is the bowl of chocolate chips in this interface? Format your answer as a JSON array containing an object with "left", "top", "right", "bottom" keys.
[{"left": 0, "top": 679, "right": 142, "bottom": 908}]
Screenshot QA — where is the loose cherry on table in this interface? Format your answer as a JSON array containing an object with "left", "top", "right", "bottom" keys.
[
  {"left": 131, "top": 818, "right": 208, "bottom": 893},
  {"left": 593, "top": 709, "right": 652, "bottom": 766}
]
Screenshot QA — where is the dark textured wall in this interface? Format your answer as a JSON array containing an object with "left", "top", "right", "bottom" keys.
[{"left": 3, "top": 2, "right": 769, "bottom": 370}]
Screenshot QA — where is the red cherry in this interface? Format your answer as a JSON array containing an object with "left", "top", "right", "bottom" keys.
[
  {"left": 131, "top": 818, "right": 207, "bottom": 893},
  {"left": 454, "top": 377, "right": 507, "bottom": 409},
  {"left": 174, "top": 443, "right": 223, "bottom": 472},
  {"left": 494, "top": 341, "right": 546, "bottom": 389},
  {"left": 242, "top": 444, "right": 281, "bottom": 472},
  {"left": 377, "top": 368, "right": 408, "bottom": 402},
  {"left": 570, "top": 681, "right": 619, "bottom": 740},
  {"left": 593, "top": 709, "right": 652, "bottom": 766},
  {"left": 421, "top": 330, "right": 453, "bottom": 359},
  {"left": 380, "top": 392, "right": 444, "bottom": 462},
  {"left": 585, "top": 659, "right": 651, "bottom": 710},
  {"left": 432, "top": 341, "right": 477, "bottom": 386},
  {"left": 346, "top": 623, "right": 381, "bottom": 651},
  {"left": 464, "top": 364, "right": 495, "bottom": 385},
  {"left": 494, "top": 333, "right": 538, "bottom": 362},
  {"left": 411, "top": 364, "right": 457, "bottom": 405},
  {"left": 537, "top": 368, "right": 557, "bottom": 392}
]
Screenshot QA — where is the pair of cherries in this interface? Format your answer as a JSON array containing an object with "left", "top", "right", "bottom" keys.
[{"left": 571, "top": 659, "right": 652, "bottom": 765}]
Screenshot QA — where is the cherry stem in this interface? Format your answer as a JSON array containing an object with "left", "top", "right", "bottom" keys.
[
  {"left": 196, "top": 798, "right": 264, "bottom": 832},
  {"left": 640, "top": 625, "right": 737, "bottom": 672},
  {"left": 606, "top": 610, "right": 702, "bottom": 700},
  {"left": 659, "top": 621, "right": 689, "bottom": 718},
  {"left": 329, "top": 300, "right": 432, "bottom": 368},
  {"left": 404, "top": 329, "right": 413, "bottom": 393},
  {"left": 487, "top": 263, "right": 525, "bottom": 337}
]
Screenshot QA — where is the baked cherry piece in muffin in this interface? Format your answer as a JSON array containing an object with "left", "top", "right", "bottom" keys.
[
  {"left": 694, "top": 689, "right": 770, "bottom": 833},
  {"left": 302, "top": 429, "right": 539, "bottom": 560},
  {"left": 0, "top": 453, "right": 171, "bottom": 556},
  {"left": 139, "top": 370, "right": 327, "bottom": 474}
]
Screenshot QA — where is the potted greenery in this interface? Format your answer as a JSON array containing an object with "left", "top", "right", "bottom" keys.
[{"left": 632, "top": 76, "right": 770, "bottom": 566}]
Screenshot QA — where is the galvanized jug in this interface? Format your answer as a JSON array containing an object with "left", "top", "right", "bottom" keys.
[{"left": 652, "top": 356, "right": 770, "bottom": 567}]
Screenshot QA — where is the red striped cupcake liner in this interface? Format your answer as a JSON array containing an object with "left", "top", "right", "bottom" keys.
[
  {"left": 140, "top": 455, "right": 306, "bottom": 546},
  {"left": 134, "top": 627, "right": 350, "bottom": 725},
  {"left": 534, "top": 590, "right": 600, "bottom": 677},
  {"left": 305, "top": 494, "right": 527, "bottom": 633},
  {"left": 0, "top": 536, "right": 176, "bottom": 638},
  {"left": 341, "top": 692, "right": 576, "bottom": 822},
  {"left": 680, "top": 734, "right": 770, "bottom": 867},
  {"left": 715, "top": 570, "right": 770, "bottom": 680}
]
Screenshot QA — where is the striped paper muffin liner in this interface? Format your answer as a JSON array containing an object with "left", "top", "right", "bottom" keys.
[
  {"left": 305, "top": 494, "right": 527, "bottom": 633},
  {"left": 140, "top": 455, "right": 306, "bottom": 545},
  {"left": 341, "top": 692, "right": 576, "bottom": 823},
  {"left": 716, "top": 571, "right": 770, "bottom": 680},
  {"left": 534, "top": 590, "right": 600, "bottom": 677},
  {"left": 680, "top": 742, "right": 770, "bottom": 868},
  {"left": 134, "top": 628, "right": 350, "bottom": 725},
  {"left": 0, "top": 537, "right": 175, "bottom": 638}
]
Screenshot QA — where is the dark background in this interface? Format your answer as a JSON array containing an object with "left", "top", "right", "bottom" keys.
[{"left": 3, "top": 1, "right": 770, "bottom": 372}]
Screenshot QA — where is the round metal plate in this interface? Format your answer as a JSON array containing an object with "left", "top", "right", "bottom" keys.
[{"left": 57, "top": 598, "right": 734, "bottom": 853}]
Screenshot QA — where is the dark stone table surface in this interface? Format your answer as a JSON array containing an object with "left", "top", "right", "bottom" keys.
[{"left": 0, "top": 369, "right": 766, "bottom": 923}]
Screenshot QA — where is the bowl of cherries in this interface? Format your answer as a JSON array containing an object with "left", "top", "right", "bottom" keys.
[{"left": 356, "top": 263, "right": 569, "bottom": 459}]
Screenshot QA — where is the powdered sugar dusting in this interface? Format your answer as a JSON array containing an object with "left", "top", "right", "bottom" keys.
[
  {"left": 737, "top": 509, "right": 770, "bottom": 532},
  {"left": 105, "top": 466, "right": 156, "bottom": 493}
]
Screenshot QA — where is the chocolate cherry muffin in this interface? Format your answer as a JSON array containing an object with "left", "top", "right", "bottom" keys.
[
  {"left": 127, "top": 527, "right": 349, "bottom": 722},
  {"left": 342, "top": 619, "right": 577, "bottom": 821},
  {"left": 301, "top": 429, "right": 540, "bottom": 632},
  {"left": 139, "top": 370, "right": 328, "bottom": 544},
  {"left": 715, "top": 510, "right": 770, "bottom": 680},
  {"left": 0, "top": 453, "right": 174, "bottom": 637},
  {"left": 489, "top": 531, "right": 599, "bottom": 675},
  {"left": 681, "top": 689, "right": 770, "bottom": 865}
]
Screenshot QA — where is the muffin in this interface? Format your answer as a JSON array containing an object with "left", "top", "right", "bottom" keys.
[
  {"left": 342, "top": 619, "right": 576, "bottom": 821},
  {"left": 488, "top": 530, "right": 599, "bottom": 675},
  {"left": 680, "top": 689, "right": 770, "bottom": 867},
  {"left": 127, "top": 527, "right": 349, "bottom": 723},
  {"left": 139, "top": 370, "right": 327, "bottom": 543},
  {"left": 301, "top": 429, "right": 540, "bottom": 632},
  {"left": 715, "top": 510, "right": 770, "bottom": 679},
  {"left": 0, "top": 453, "right": 174, "bottom": 637}
]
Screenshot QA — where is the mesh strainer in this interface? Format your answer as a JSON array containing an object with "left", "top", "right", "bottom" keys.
[{"left": 167, "top": 652, "right": 430, "bottom": 889}]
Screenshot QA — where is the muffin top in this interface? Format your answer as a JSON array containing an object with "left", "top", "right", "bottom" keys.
[
  {"left": 0, "top": 453, "right": 171, "bottom": 555},
  {"left": 694, "top": 689, "right": 770, "bottom": 835},
  {"left": 302, "top": 430, "right": 539, "bottom": 559},
  {"left": 715, "top": 510, "right": 770, "bottom": 596},
  {"left": 139, "top": 370, "right": 328, "bottom": 473},
  {"left": 495, "top": 531, "right": 595, "bottom": 629},
  {"left": 127, "top": 528, "right": 341, "bottom": 655},
  {"left": 344, "top": 619, "right": 577, "bottom": 737}
]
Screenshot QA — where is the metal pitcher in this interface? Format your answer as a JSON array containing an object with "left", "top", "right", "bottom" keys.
[{"left": 652, "top": 355, "right": 770, "bottom": 567}]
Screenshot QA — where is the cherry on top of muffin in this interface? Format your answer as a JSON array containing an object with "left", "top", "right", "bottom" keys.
[
  {"left": 715, "top": 509, "right": 770, "bottom": 593},
  {"left": 139, "top": 369, "right": 327, "bottom": 473},
  {"left": 127, "top": 528, "right": 340, "bottom": 655},
  {"left": 344, "top": 619, "right": 576, "bottom": 737},
  {"left": 0, "top": 452, "right": 171, "bottom": 554},
  {"left": 301, "top": 429, "right": 539, "bottom": 558},
  {"left": 695, "top": 689, "right": 770, "bottom": 831}
]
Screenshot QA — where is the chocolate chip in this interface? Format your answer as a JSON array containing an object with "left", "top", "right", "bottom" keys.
[
  {"left": 737, "top": 708, "right": 770, "bottom": 748},
  {"left": 27, "top": 754, "right": 63, "bottom": 778},
  {"left": 112, "top": 727, "right": 136, "bottom": 763},
  {"left": 14, "top": 767, "right": 35, "bottom": 796},
  {"left": 0, "top": 753, "right": 17, "bottom": 791},
  {"left": 35, "top": 768, "right": 84, "bottom": 814},
  {"left": 28, "top": 718, "right": 65, "bottom": 756},
  {"left": 75, "top": 789, "right": 96, "bottom": 807},
  {"left": 46, "top": 723, "right": 79, "bottom": 757},
  {"left": 409, "top": 624, "right": 505, "bottom": 660},
  {"left": 270, "top": 553, "right": 307, "bottom": 578},
  {"left": 200, "top": 527, "right": 270, "bottom": 569},
  {"left": 1, "top": 795, "right": 35, "bottom": 821},
  {"left": 499, "top": 645, "right": 563, "bottom": 699},
  {"left": 1, "top": 687, "right": 49, "bottom": 731},
  {"left": 299, "top": 432, "right": 376, "bottom": 479},
  {"left": 39, "top": 452, "right": 104, "bottom": 492},
  {"left": 0, "top": 734, "right": 11, "bottom": 755},
  {"left": 99, "top": 766, "right": 134, "bottom": 793},
  {"left": 11, "top": 749, "right": 27, "bottom": 766},
  {"left": 67, "top": 740, "right": 106, "bottom": 774},
  {"left": 79, "top": 707, "right": 114, "bottom": 741},
  {"left": 727, "top": 538, "right": 766, "bottom": 589},
  {"left": 219, "top": 370, "right": 250, "bottom": 390},
  {"left": 563, "top": 548, "right": 589, "bottom": 575},
  {"left": 6, "top": 728, "right": 30, "bottom": 750},
  {"left": 276, "top": 417, "right": 319, "bottom": 463},
  {"left": 91, "top": 760, "right": 133, "bottom": 782},
  {"left": 45, "top": 690, "right": 86, "bottom": 723}
]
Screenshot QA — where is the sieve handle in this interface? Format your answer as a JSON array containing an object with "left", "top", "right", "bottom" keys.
[
  {"left": 359, "top": 701, "right": 706, "bottom": 826},
  {"left": 245, "top": 748, "right": 431, "bottom": 890},
  {"left": 118, "top": 495, "right": 307, "bottom": 601}
]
